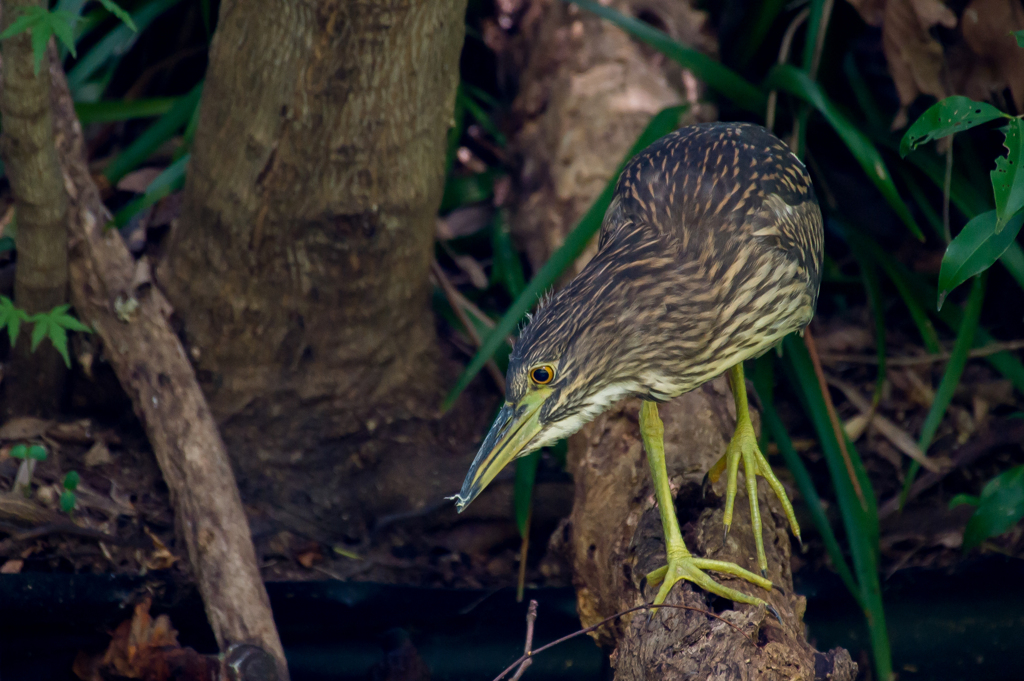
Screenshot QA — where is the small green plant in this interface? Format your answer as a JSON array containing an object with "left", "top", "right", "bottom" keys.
[
  {"left": 901, "top": 97, "right": 1024, "bottom": 308},
  {"left": 60, "top": 469, "right": 79, "bottom": 513},
  {"left": 950, "top": 463, "right": 1024, "bottom": 550},
  {"left": 10, "top": 442, "right": 47, "bottom": 496},
  {"left": 0, "top": 296, "right": 92, "bottom": 367},
  {"left": 0, "top": 0, "right": 135, "bottom": 74}
]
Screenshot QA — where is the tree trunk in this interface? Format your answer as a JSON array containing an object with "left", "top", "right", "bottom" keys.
[
  {"left": 506, "top": 2, "right": 856, "bottom": 677},
  {"left": 158, "top": 0, "right": 468, "bottom": 535},
  {"left": 0, "top": 3, "right": 69, "bottom": 416}
]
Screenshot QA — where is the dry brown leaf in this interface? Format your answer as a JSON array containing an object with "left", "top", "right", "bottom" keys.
[
  {"left": 958, "top": 0, "right": 1024, "bottom": 111},
  {"left": 84, "top": 441, "right": 113, "bottom": 467},
  {"left": 0, "top": 559, "right": 23, "bottom": 573},
  {"left": 143, "top": 527, "right": 178, "bottom": 570},
  {"left": 882, "top": 0, "right": 956, "bottom": 121},
  {"left": 116, "top": 167, "right": 162, "bottom": 194}
]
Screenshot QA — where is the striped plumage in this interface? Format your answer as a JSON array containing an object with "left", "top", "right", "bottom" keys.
[{"left": 503, "top": 122, "right": 823, "bottom": 452}]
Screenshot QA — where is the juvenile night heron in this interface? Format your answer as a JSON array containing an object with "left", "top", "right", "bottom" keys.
[{"left": 452, "top": 122, "right": 822, "bottom": 609}]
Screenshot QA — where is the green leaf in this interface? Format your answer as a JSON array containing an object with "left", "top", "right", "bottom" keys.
[
  {"left": 963, "top": 465, "right": 1024, "bottom": 550},
  {"left": 96, "top": 0, "right": 137, "bottom": 30},
  {"left": 60, "top": 490, "right": 76, "bottom": 513},
  {"left": 565, "top": 0, "right": 766, "bottom": 114},
  {"left": 949, "top": 493, "right": 979, "bottom": 509},
  {"left": 10, "top": 444, "right": 27, "bottom": 460},
  {"left": 0, "top": 11, "right": 42, "bottom": 42},
  {"left": 938, "top": 210, "right": 1024, "bottom": 309},
  {"left": 30, "top": 314, "right": 48, "bottom": 352},
  {"left": 0, "top": 295, "right": 27, "bottom": 348},
  {"left": 443, "top": 104, "right": 689, "bottom": 409},
  {"left": 899, "top": 96, "right": 1006, "bottom": 157},
  {"left": 48, "top": 9, "right": 78, "bottom": 56},
  {"left": 766, "top": 65, "right": 924, "bottom": 241},
  {"left": 28, "top": 444, "right": 47, "bottom": 461},
  {"left": 991, "top": 119, "right": 1024, "bottom": 233},
  {"left": 1013, "top": 30, "right": 1024, "bottom": 48},
  {"left": 63, "top": 470, "right": 80, "bottom": 491}
]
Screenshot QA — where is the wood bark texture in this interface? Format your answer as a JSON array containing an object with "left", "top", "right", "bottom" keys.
[
  {"left": 46, "top": 57, "right": 289, "bottom": 680},
  {"left": 158, "top": 0, "right": 468, "bottom": 535},
  {"left": 0, "top": 7, "right": 69, "bottom": 415},
  {"left": 506, "top": 2, "right": 856, "bottom": 678}
]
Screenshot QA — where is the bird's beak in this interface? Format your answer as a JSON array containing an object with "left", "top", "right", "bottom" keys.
[{"left": 451, "top": 388, "right": 552, "bottom": 512}]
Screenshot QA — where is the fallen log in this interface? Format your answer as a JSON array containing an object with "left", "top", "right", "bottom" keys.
[{"left": 46, "top": 53, "right": 288, "bottom": 680}]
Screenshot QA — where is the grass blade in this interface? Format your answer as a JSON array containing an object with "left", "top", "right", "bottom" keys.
[
  {"left": 103, "top": 82, "right": 202, "bottom": 185},
  {"left": 752, "top": 355, "right": 864, "bottom": 608},
  {"left": 75, "top": 97, "right": 175, "bottom": 123},
  {"left": 766, "top": 65, "right": 924, "bottom": 241},
  {"left": 565, "top": 0, "right": 767, "bottom": 114},
  {"left": 900, "top": 274, "right": 985, "bottom": 506},
  {"left": 782, "top": 335, "right": 891, "bottom": 681},
  {"left": 66, "top": 0, "right": 182, "bottom": 97},
  {"left": 442, "top": 105, "right": 689, "bottom": 409}
]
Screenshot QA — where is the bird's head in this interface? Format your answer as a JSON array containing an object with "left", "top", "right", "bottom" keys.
[{"left": 451, "top": 269, "right": 645, "bottom": 512}]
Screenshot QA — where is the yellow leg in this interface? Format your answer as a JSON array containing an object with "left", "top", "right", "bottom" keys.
[
  {"left": 708, "top": 364, "right": 802, "bottom": 576},
  {"left": 640, "top": 401, "right": 773, "bottom": 609}
]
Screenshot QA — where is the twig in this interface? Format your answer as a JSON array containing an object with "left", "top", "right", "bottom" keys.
[
  {"left": 804, "top": 329, "right": 868, "bottom": 510},
  {"left": 431, "top": 259, "right": 507, "bottom": 392},
  {"left": 819, "top": 339, "right": 1024, "bottom": 366},
  {"left": 878, "top": 419, "right": 1024, "bottom": 518},
  {"left": 508, "top": 600, "right": 538, "bottom": 681},
  {"left": 766, "top": 7, "right": 810, "bottom": 131},
  {"left": 492, "top": 602, "right": 755, "bottom": 681},
  {"left": 826, "top": 376, "right": 942, "bottom": 473}
]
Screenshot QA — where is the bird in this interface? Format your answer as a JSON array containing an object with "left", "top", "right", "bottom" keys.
[{"left": 451, "top": 122, "right": 822, "bottom": 610}]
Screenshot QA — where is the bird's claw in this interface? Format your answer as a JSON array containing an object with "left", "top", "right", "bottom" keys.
[
  {"left": 709, "top": 415, "right": 801, "bottom": 575},
  {"left": 643, "top": 550, "right": 773, "bottom": 617}
]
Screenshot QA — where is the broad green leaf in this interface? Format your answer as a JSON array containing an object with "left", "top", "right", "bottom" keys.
[
  {"left": 767, "top": 65, "right": 924, "bottom": 241},
  {"left": 938, "top": 210, "right": 1024, "bottom": 309},
  {"left": 963, "top": 465, "right": 1024, "bottom": 550},
  {"left": 900, "top": 96, "right": 1006, "bottom": 157},
  {"left": 28, "top": 444, "right": 47, "bottom": 461},
  {"left": 991, "top": 119, "right": 1024, "bottom": 233},
  {"left": 10, "top": 444, "right": 27, "bottom": 459},
  {"left": 565, "top": 0, "right": 766, "bottom": 114},
  {"left": 1014, "top": 30, "right": 1024, "bottom": 48},
  {"left": 60, "top": 490, "right": 77, "bottom": 513},
  {"left": 49, "top": 9, "right": 78, "bottom": 56}
]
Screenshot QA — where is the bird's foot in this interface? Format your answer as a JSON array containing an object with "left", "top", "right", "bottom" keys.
[
  {"left": 707, "top": 412, "right": 801, "bottom": 576},
  {"left": 645, "top": 545, "right": 773, "bottom": 609}
]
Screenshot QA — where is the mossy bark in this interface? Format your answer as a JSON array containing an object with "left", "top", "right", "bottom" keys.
[
  {"left": 158, "top": 0, "right": 468, "bottom": 535},
  {"left": 0, "top": 1, "right": 69, "bottom": 416}
]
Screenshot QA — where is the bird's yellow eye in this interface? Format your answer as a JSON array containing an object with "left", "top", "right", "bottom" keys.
[{"left": 530, "top": 365, "right": 555, "bottom": 385}]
